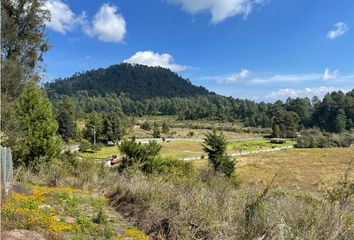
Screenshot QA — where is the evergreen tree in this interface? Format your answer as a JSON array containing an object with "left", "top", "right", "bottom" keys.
[
  {"left": 272, "top": 124, "right": 280, "bottom": 138},
  {"left": 102, "top": 109, "right": 126, "bottom": 142},
  {"left": 84, "top": 112, "right": 103, "bottom": 144},
  {"left": 284, "top": 112, "right": 298, "bottom": 138},
  {"left": 119, "top": 139, "right": 162, "bottom": 172},
  {"left": 1, "top": 0, "right": 50, "bottom": 72},
  {"left": 202, "top": 130, "right": 235, "bottom": 177},
  {"left": 279, "top": 123, "right": 287, "bottom": 138},
  {"left": 334, "top": 109, "right": 347, "bottom": 133},
  {"left": 162, "top": 121, "right": 170, "bottom": 134},
  {"left": 1, "top": 0, "right": 50, "bottom": 150},
  {"left": 152, "top": 122, "right": 161, "bottom": 138},
  {"left": 14, "top": 82, "right": 61, "bottom": 168},
  {"left": 57, "top": 96, "right": 77, "bottom": 142}
]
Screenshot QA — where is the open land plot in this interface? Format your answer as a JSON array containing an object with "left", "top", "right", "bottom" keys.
[
  {"left": 80, "top": 141, "right": 204, "bottom": 160},
  {"left": 127, "top": 125, "right": 262, "bottom": 139},
  {"left": 80, "top": 146, "right": 119, "bottom": 160},
  {"left": 129, "top": 115, "right": 270, "bottom": 138},
  {"left": 227, "top": 139, "right": 296, "bottom": 152},
  {"left": 81, "top": 138, "right": 295, "bottom": 160},
  {"left": 160, "top": 140, "right": 204, "bottom": 158},
  {"left": 192, "top": 147, "right": 354, "bottom": 191}
]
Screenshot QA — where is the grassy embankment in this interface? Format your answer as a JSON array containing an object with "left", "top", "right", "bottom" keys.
[{"left": 2, "top": 185, "right": 149, "bottom": 240}]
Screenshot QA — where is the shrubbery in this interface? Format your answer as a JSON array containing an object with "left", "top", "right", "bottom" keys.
[
  {"left": 109, "top": 168, "right": 354, "bottom": 240},
  {"left": 140, "top": 121, "right": 152, "bottom": 130},
  {"left": 119, "top": 139, "right": 192, "bottom": 175},
  {"left": 296, "top": 129, "right": 354, "bottom": 148}
]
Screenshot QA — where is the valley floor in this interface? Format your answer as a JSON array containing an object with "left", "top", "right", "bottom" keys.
[{"left": 193, "top": 147, "right": 354, "bottom": 191}]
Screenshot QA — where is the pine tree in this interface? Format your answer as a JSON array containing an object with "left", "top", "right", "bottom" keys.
[
  {"left": 334, "top": 109, "right": 347, "bottom": 133},
  {"left": 272, "top": 124, "right": 280, "bottom": 138},
  {"left": 15, "top": 82, "right": 61, "bottom": 168},
  {"left": 162, "top": 121, "right": 170, "bottom": 134},
  {"left": 152, "top": 122, "right": 161, "bottom": 138},
  {"left": 103, "top": 109, "right": 126, "bottom": 142},
  {"left": 203, "top": 130, "right": 235, "bottom": 177},
  {"left": 1, "top": 0, "right": 50, "bottom": 72},
  {"left": 84, "top": 112, "right": 103, "bottom": 144},
  {"left": 57, "top": 96, "right": 77, "bottom": 142}
]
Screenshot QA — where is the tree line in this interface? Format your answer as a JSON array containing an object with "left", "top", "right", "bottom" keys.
[{"left": 49, "top": 88, "right": 354, "bottom": 138}]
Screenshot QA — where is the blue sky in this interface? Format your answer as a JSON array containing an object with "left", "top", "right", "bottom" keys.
[{"left": 43, "top": 0, "right": 354, "bottom": 102}]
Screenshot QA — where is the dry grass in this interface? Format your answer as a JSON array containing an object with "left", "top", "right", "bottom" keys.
[
  {"left": 110, "top": 169, "right": 354, "bottom": 240},
  {"left": 193, "top": 147, "right": 354, "bottom": 191},
  {"left": 160, "top": 141, "right": 204, "bottom": 158},
  {"left": 128, "top": 116, "right": 265, "bottom": 139},
  {"left": 128, "top": 125, "right": 259, "bottom": 139}
]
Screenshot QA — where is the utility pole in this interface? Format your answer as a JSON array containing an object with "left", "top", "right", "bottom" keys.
[{"left": 93, "top": 126, "right": 97, "bottom": 145}]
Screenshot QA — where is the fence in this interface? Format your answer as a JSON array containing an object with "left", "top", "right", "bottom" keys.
[
  {"left": 180, "top": 145, "right": 294, "bottom": 161},
  {"left": 1, "top": 146, "right": 13, "bottom": 196}
]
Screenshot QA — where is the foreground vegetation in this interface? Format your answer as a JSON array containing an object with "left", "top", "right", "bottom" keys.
[
  {"left": 2, "top": 177, "right": 149, "bottom": 240},
  {"left": 111, "top": 168, "right": 353, "bottom": 240},
  {"left": 4, "top": 146, "right": 353, "bottom": 240}
]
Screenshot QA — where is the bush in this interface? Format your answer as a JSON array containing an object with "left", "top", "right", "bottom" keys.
[
  {"left": 79, "top": 140, "right": 92, "bottom": 152},
  {"left": 140, "top": 121, "right": 152, "bottom": 131},
  {"left": 296, "top": 129, "right": 354, "bottom": 148},
  {"left": 91, "top": 143, "right": 104, "bottom": 152},
  {"left": 109, "top": 171, "right": 354, "bottom": 240}
]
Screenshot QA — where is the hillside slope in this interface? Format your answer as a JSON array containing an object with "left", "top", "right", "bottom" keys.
[{"left": 46, "top": 63, "right": 211, "bottom": 100}]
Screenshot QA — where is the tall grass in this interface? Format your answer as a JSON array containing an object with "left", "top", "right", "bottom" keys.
[
  {"left": 12, "top": 151, "right": 354, "bottom": 240},
  {"left": 110, "top": 169, "right": 354, "bottom": 240}
]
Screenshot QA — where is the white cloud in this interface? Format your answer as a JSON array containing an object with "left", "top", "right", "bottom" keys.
[
  {"left": 250, "top": 73, "right": 322, "bottom": 84},
  {"left": 44, "top": 0, "right": 86, "bottom": 34},
  {"left": 202, "top": 68, "right": 354, "bottom": 86},
  {"left": 167, "top": 0, "right": 266, "bottom": 23},
  {"left": 327, "top": 22, "right": 349, "bottom": 39},
  {"left": 267, "top": 87, "right": 349, "bottom": 100},
  {"left": 205, "top": 69, "right": 251, "bottom": 83},
  {"left": 123, "top": 51, "right": 191, "bottom": 72},
  {"left": 83, "top": 3, "right": 126, "bottom": 43},
  {"left": 323, "top": 68, "right": 338, "bottom": 80}
]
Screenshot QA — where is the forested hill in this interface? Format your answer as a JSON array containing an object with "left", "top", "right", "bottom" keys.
[
  {"left": 45, "top": 63, "right": 354, "bottom": 135},
  {"left": 46, "top": 63, "right": 211, "bottom": 99}
]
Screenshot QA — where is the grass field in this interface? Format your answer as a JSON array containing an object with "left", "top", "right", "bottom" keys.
[
  {"left": 192, "top": 147, "right": 354, "bottom": 191},
  {"left": 160, "top": 140, "right": 204, "bottom": 158},
  {"left": 227, "top": 138, "right": 296, "bottom": 152},
  {"left": 80, "top": 141, "right": 205, "bottom": 160},
  {"left": 128, "top": 125, "right": 260, "bottom": 139},
  {"left": 80, "top": 138, "right": 295, "bottom": 160},
  {"left": 80, "top": 146, "right": 119, "bottom": 160},
  {"left": 127, "top": 115, "right": 269, "bottom": 139}
]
